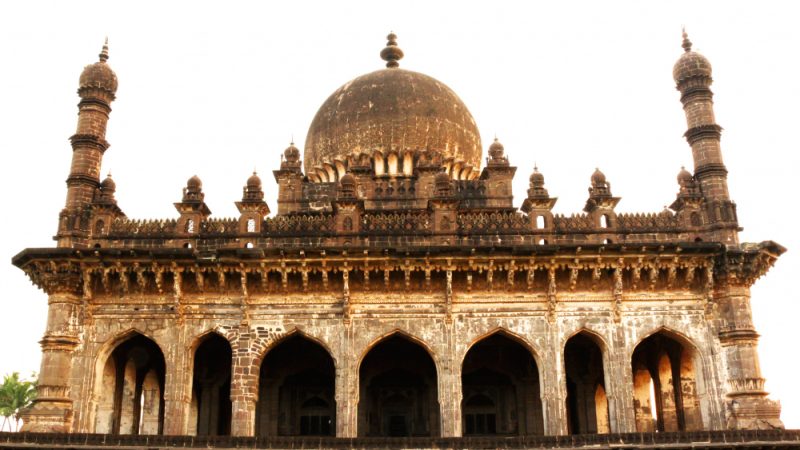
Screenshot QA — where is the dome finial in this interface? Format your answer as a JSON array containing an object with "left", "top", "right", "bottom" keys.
[
  {"left": 681, "top": 27, "right": 692, "bottom": 53},
  {"left": 380, "top": 32, "right": 404, "bottom": 69},
  {"left": 99, "top": 37, "right": 109, "bottom": 62}
]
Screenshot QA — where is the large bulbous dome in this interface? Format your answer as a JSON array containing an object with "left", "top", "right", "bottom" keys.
[
  {"left": 79, "top": 41, "right": 118, "bottom": 95},
  {"left": 304, "top": 34, "right": 482, "bottom": 175}
]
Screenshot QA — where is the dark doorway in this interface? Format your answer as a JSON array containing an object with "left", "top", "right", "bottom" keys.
[
  {"left": 461, "top": 332, "right": 543, "bottom": 435},
  {"left": 94, "top": 333, "right": 166, "bottom": 435},
  {"left": 631, "top": 331, "right": 703, "bottom": 432},
  {"left": 358, "top": 334, "right": 440, "bottom": 437},
  {"left": 191, "top": 333, "right": 232, "bottom": 436},
  {"left": 256, "top": 334, "right": 336, "bottom": 436},
  {"left": 564, "top": 332, "right": 608, "bottom": 434}
]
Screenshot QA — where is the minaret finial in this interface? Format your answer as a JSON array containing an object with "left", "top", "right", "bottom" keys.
[
  {"left": 380, "top": 32, "right": 404, "bottom": 69},
  {"left": 681, "top": 27, "right": 692, "bottom": 53},
  {"left": 99, "top": 37, "right": 109, "bottom": 62}
]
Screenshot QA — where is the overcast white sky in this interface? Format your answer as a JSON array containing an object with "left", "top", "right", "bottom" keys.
[{"left": 1, "top": 0, "right": 798, "bottom": 429}]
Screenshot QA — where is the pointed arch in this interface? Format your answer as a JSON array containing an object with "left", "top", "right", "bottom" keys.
[
  {"left": 463, "top": 327, "right": 542, "bottom": 371},
  {"left": 402, "top": 150, "right": 414, "bottom": 175},
  {"left": 255, "top": 329, "right": 336, "bottom": 436},
  {"left": 387, "top": 151, "right": 399, "bottom": 176},
  {"left": 191, "top": 331, "right": 233, "bottom": 436},
  {"left": 357, "top": 328, "right": 439, "bottom": 374},
  {"left": 373, "top": 152, "right": 385, "bottom": 176},
  {"left": 563, "top": 329, "right": 609, "bottom": 434},
  {"left": 90, "top": 329, "right": 166, "bottom": 435},
  {"left": 253, "top": 327, "right": 337, "bottom": 372},
  {"left": 630, "top": 326, "right": 705, "bottom": 432},
  {"left": 562, "top": 326, "right": 609, "bottom": 354},
  {"left": 357, "top": 329, "right": 440, "bottom": 437},
  {"left": 461, "top": 328, "right": 544, "bottom": 436}
]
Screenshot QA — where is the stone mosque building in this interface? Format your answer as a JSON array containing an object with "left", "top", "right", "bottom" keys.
[{"left": 12, "top": 32, "right": 788, "bottom": 442}]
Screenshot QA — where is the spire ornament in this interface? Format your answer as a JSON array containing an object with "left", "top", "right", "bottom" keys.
[
  {"left": 682, "top": 27, "right": 692, "bottom": 53},
  {"left": 380, "top": 32, "right": 404, "bottom": 68},
  {"left": 99, "top": 37, "right": 109, "bottom": 62}
]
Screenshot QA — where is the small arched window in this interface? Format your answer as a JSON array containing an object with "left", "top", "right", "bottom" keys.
[
  {"left": 536, "top": 215, "right": 545, "bottom": 229},
  {"left": 538, "top": 238, "right": 547, "bottom": 245},
  {"left": 245, "top": 242, "right": 254, "bottom": 249},
  {"left": 247, "top": 218, "right": 256, "bottom": 233},
  {"left": 600, "top": 214, "right": 610, "bottom": 229}
]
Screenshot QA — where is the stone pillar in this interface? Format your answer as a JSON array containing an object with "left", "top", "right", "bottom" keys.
[
  {"left": 607, "top": 327, "right": 637, "bottom": 433},
  {"left": 437, "top": 333, "right": 462, "bottom": 437},
  {"left": 162, "top": 336, "right": 191, "bottom": 435},
  {"left": 335, "top": 325, "right": 358, "bottom": 437},
  {"left": 716, "top": 284, "right": 782, "bottom": 429},
  {"left": 541, "top": 327, "right": 567, "bottom": 435},
  {"left": 230, "top": 325, "right": 257, "bottom": 436},
  {"left": 21, "top": 288, "right": 82, "bottom": 432}
]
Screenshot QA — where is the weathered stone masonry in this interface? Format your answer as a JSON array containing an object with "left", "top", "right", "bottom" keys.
[{"left": 13, "top": 32, "right": 785, "bottom": 438}]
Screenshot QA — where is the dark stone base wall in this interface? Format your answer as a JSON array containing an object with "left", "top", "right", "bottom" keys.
[{"left": 2, "top": 430, "right": 799, "bottom": 449}]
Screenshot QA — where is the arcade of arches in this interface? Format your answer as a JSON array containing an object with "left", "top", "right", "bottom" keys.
[{"left": 89, "top": 328, "right": 708, "bottom": 437}]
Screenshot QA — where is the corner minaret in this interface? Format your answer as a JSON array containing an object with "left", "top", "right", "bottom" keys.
[
  {"left": 57, "top": 40, "right": 118, "bottom": 248},
  {"left": 673, "top": 30, "right": 738, "bottom": 244}
]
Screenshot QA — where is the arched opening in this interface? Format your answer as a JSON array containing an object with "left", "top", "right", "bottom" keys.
[
  {"left": 358, "top": 334, "right": 439, "bottom": 437},
  {"left": 94, "top": 219, "right": 105, "bottom": 235},
  {"left": 631, "top": 331, "right": 703, "bottom": 432},
  {"left": 374, "top": 153, "right": 385, "bottom": 176},
  {"left": 245, "top": 242, "right": 254, "bottom": 249},
  {"left": 93, "top": 333, "right": 166, "bottom": 435},
  {"left": 191, "top": 333, "right": 232, "bottom": 436},
  {"left": 461, "top": 332, "right": 543, "bottom": 436},
  {"left": 402, "top": 152, "right": 414, "bottom": 176},
  {"left": 256, "top": 334, "right": 336, "bottom": 436},
  {"left": 600, "top": 215, "right": 610, "bottom": 229},
  {"left": 247, "top": 218, "right": 256, "bottom": 233},
  {"left": 535, "top": 215, "right": 545, "bottom": 229},
  {"left": 564, "top": 332, "right": 608, "bottom": 434},
  {"left": 387, "top": 152, "right": 399, "bottom": 176}
]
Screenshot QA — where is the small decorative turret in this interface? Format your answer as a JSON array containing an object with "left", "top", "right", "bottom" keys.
[
  {"left": 584, "top": 168, "right": 620, "bottom": 214},
  {"left": 521, "top": 166, "right": 557, "bottom": 224},
  {"left": 380, "top": 32, "right": 404, "bottom": 69},
  {"left": 670, "top": 166, "right": 703, "bottom": 226},
  {"left": 434, "top": 171, "right": 454, "bottom": 198},
  {"left": 338, "top": 173, "right": 357, "bottom": 199},
  {"left": 242, "top": 171, "right": 264, "bottom": 202},
  {"left": 487, "top": 137, "right": 509, "bottom": 166},
  {"left": 175, "top": 175, "right": 211, "bottom": 236},
  {"left": 280, "top": 142, "right": 302, "bottom": 172},
  {"left": 333, "top": 173, "right": 363, "bottom": 233},
  {"left": 98, "top": 173, "right": 117, "bottom": 203},
  {"left": 90, "top": 173, "right": 125, "bottom": 239},
  {"left": 236, "top": 171, "right": 269, "bottom": 234},
  {"left": 183, "top": 175, "right": 204, "bottom": 202}
]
